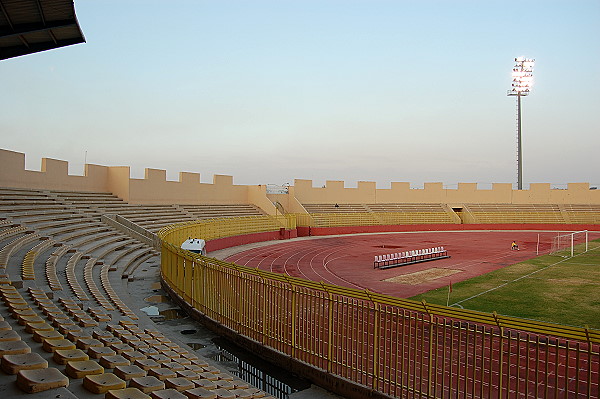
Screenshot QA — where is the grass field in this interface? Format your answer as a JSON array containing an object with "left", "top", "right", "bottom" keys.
[{"left": 410, "top": 238, "right": 600, "bottom": 330}]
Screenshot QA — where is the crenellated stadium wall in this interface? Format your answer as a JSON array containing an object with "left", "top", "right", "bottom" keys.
[{"left": 1, "top": 149, "right": 599, "bottom": 208}]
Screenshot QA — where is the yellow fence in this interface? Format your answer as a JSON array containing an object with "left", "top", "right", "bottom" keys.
[
  {"left": 296, "top": 212, "right": 457, "bottom": 228},
  {"left": 158, "top": 219, "right": 600, "bottom": 398},
  {"left": 468, "top": 211, "right": 566, "bottom": 224},
  {"left": 567, "top": 212, "right": 600, "bottom": 224},
  {"left": 296, "top": 211, "right": 600, "bottom": 227},
  {"left": 159, "top": 215, "right": 295, "bottom": 244}
]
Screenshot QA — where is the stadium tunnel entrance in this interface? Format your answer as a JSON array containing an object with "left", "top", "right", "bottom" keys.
[{"left": 451, "top": 206, "right": 466, "bottom": 223}]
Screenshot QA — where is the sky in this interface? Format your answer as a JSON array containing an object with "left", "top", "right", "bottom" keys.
[{"left": 1, "top": 0, "right": 599, "bottom": 189}]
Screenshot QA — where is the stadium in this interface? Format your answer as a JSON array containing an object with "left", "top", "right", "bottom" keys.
[
  {"left": 1, "top": 1, "right": 599, "bottom": 399},
  {"left": 0, "top": 148, "right": 599, "bottom": 399}
]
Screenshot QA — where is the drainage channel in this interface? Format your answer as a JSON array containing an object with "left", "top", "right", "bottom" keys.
[
  {"left": 143, "top": 295, "right": 310, "bottom": 399},
  {"left": 210, "top": 336, "right": 310, "bottom": 399}
]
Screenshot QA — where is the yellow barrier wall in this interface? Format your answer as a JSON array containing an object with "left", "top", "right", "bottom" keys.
[{"left": 159, "top": 220, "right": 600, "bottom": 399}]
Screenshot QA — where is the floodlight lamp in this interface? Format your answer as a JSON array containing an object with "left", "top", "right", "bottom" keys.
[{"left": 508, "top": 57, "right": 535, "bottom": 96}]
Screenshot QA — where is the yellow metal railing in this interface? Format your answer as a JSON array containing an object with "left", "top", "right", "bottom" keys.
[
  {"left": 159, "top": 215, "right": 295, "bottom": 244},
  {"left": 296, "top": 212, "right": 456, "bottom": 228},
  {"left": 158, "top": 218, "right": 600, "bottom": 398},
  {"left": 468, "top": 211, "right": 566, "bottom": 224},
  {"left": 566, "top": 212, "right": 600, "bottom": 224},
  {"left": 296, "top": 211, "right": 600, "bottom": 227}
]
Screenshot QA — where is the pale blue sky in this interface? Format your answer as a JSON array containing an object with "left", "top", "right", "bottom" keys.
[{"left": 1, "top": 1, "right": 599, "bottom": 188}]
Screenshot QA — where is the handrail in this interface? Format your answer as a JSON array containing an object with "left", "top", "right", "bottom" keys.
[{"left": 101, "top": 214, "right": 159, "bottom": 250}]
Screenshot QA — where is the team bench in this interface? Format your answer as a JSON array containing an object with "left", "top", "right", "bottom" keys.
[{"left": 374, "top": 247, "right": 449, "bottom": 269}]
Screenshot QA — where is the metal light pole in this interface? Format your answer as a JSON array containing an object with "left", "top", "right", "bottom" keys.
[
  {"left": 516, "top": 92, "right": 523, "bottom": 190},
  {"left": 507, "top": 57, "right": 534, "bottom": 190}
]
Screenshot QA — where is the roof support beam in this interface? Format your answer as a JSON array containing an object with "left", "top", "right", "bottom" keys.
[
  {"left": 34, "top": 0, "right": 58, "bottom": 44},
  {"left": 0, "top": 1, "right": 31, "bottom": 48},
  {"left": 0, "top": 1, "right": 14, "bottom": 30},
  {"left": 34, "top": 0, "right": 46, "bottom": 25},
  {"left": 0, "top": 19, "right": 78, "bottom": 39}
]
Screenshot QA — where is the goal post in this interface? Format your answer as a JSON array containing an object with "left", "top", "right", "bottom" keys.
[{"left": 550, "top": 230, "right": 589, "bottom": 257}]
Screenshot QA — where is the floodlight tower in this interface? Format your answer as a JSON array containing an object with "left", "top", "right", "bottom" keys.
[{"left": 507, "top": 57, "right": 535, "bottom": 190}]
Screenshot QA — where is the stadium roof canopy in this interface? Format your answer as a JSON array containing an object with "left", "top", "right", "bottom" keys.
[{"left": 0, "top": 0, "right": 85, "bottom": 60}]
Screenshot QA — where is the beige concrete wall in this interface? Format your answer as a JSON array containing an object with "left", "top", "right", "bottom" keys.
[
  {"left": 267, "top": 189, "right": 308, "bottom": 214},
  {"left": 107, "top": 166, "right": 131, "bottom": 201},
  {"left": 294, "top": 179, "right": 380, "bottom": 204},
  {"left": 0, "top": 148, "right": 110, "bottom": 192},
  {"left": 1, "top": 149, "right": 599, "bottom": 206},
  {"left": 293, "top": 179, "right": 600, "bottom": 205},
  {"left": 0, "top": 149, "right": 254, "bottom": 206},
  {"left": 248, "top": 185, "right": 277, "bottom": 216},
  {"left": 121, "top": 172, "right": 252, "bottom": 205}
]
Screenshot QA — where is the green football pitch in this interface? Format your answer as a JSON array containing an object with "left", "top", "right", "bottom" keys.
[{"left": 410, "top": 239, "right": 600, "bottom": 330}]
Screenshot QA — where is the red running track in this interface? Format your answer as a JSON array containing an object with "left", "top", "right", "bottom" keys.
[{"left": 226, "top": 230, "right": 600, "bottom": 298}]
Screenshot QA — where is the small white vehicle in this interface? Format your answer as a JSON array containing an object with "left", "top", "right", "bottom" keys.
[{"left": 181, "top": 238, "right": 206, "bottom": 255}]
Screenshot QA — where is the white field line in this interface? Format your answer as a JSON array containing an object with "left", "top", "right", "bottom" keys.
[{"left": 450, "top": 243, "right": 600, "bottom": 307}]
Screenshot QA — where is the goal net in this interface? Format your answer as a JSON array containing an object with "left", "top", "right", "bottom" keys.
[{"left": 550, "top": 230, "right": 589, "bottom": 257}]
